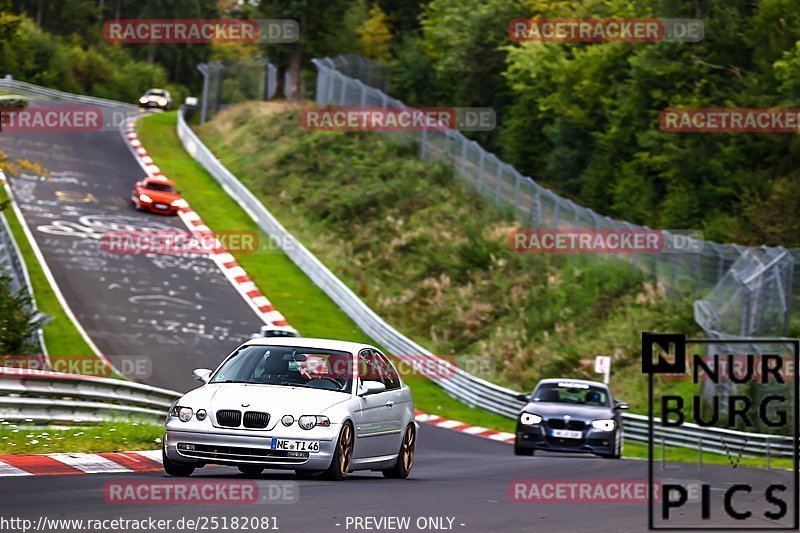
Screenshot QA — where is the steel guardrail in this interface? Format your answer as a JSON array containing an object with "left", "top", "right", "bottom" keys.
[
  {"left": 0, "top": 79, "right": 137, "bottom": 109},
  {"left": 0, "top": 368, "right": 180, "bottom": 424}
]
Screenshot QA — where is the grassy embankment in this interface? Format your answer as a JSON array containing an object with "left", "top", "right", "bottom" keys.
[{"left": 135, "top": 106, "right": 774, "bottom": 468}]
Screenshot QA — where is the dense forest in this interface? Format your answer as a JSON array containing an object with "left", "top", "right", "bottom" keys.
[{"left": 2, "top": 0, "right": 799, "bottom": 246}]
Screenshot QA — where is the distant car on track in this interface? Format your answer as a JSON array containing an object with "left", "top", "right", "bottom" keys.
[
  {"left": 249, "top": 324, "right": 300, "bottom": 340},
  {"left": 163, "top": 337, "right": 416, "bottom": 480},
  {"left": 514, "top": 378, "right": 628, "bottom": 459},
  {"left": 131, "top": 176, "right": 182, "bottom": 214},
  {"left": 138, "top": 88, "right": 172, "bottom": 110}
]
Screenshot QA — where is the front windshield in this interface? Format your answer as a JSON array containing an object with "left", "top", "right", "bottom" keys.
[
  {"left": 532, "top": 383, "right": 610, "bottom": 407},
  {"left": 212, "top": 345, "right": 353, "bottom": 393},
  {"left": 145, "top": 181, "right": 175, "bottom": 192}
]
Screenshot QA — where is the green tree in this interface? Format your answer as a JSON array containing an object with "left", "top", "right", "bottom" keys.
[{"left": 0, "top": 272, "right": 41, "bottom": 355}]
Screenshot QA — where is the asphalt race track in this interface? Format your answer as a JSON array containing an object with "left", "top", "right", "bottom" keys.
[
  {"left": 0, "top": 100, "right": 264, "bottom": 391},
  {"left": 2, "top": 424, "right": 794, "bottom": 532},
  {"left": 0, "top": 98, "right": 794, "bottom": 533}
]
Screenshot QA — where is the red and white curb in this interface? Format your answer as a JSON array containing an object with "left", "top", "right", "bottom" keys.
[
  {"left": 122, "top": 120, "right": 290, "bottom": 328},
  {"left": 0, "top": 413, "right": 513, "bottom": 477},
  {"left": 0, "top": 450, "right": 162, "bottom": 477},
  {"left": 414, "top": 410, "right": 515, "bottom": 443}
]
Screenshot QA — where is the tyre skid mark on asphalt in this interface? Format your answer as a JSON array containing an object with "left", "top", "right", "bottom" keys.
[
  {"left": 122, "top": 119, "right": 292, "bottom": 329},
  {"left": 0, "top": 412, "right": 513, "bottom": 476}
]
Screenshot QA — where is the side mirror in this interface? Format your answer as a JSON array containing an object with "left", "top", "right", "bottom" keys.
[
  {"left": 516, "top": 393, "right": 530, "bottom": 402},
  {"left": 359, "top": 380, "right": 386, "bottom": 396},
  {"left": 615, "top": 401, "right": 629, "bottom": 410},
  {"left": 192, "top": 368, "right": 212, "bottom": 383}
]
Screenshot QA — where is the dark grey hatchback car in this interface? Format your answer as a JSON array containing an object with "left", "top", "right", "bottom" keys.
[{"left": 514, "top": 378, "right": 628, "bottom": 458}]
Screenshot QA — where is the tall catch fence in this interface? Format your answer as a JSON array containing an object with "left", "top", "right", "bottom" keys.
[
  {"left": 311, "top": 55, "right": 798, "bottom": 345},
  {"left": 197, "top": 58, "right": 277, "bottom": 124}
]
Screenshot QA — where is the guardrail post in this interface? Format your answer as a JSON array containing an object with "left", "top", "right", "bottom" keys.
[
  {"left": 459, "top": 138, "right": 467, "bottom": 178},
  {"left": 476, "top": 149, "right": 485, "bottom": 194},
  {"left": 494, "top": 164, "right": 503, "bottom": 205},
  {"left": 766, "top": 439, "right": 771, "bottom": 470},
  {"left": 197, "top": 63, "right": 210, "bottom": 124},
  {"left": 697, "top": 438, "right": 702, "bottom": 469}
]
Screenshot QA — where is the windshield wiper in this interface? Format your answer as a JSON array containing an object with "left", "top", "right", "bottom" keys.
[
  {"left": 280, "top": 381, "right": 310, "bottom": 387},
  {"left": 216, "top": 379, "right": 251, "bottom": 384}
]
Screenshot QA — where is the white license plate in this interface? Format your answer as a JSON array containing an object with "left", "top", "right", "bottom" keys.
[
  {"left": 154, "top": 203, "right": 168, "bottom": 209},
  {"left": 271, "top": 438, "right": 320, "bottom": 453},
  {"left": 551, "top": 429, "right": 582, "bottom": 439}
]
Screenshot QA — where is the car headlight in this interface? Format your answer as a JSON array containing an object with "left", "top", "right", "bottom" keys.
[
  {"left": 195, "top": 409, "right": 207, "bottom": 421},
  {"left": 298, "top": 415, "right": 330, "bottom": 430},
  {"left": 281, "top": 415, "right": 294, "bottom": 426},
  {"left": 139, "top": 97, "right": 148, "bottom": 104},
  {"left": 171, "top": 406, "right": 193, "bottom": 422},
  {"left": 591, "top": 419, "right": 616, "bottom": 432},
  {"left": 139, "top": 193, "right": 152, "bottom": 203},
  {"left": 157, "top": 97, "right": 168, "bottom": 106},
  {"left": 519, "top": 413, "right": 542, "bottom": 425}
]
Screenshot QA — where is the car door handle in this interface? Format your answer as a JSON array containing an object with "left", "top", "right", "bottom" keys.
[{"left": 385, "top": 401, "right": 394, "bottom": 408}]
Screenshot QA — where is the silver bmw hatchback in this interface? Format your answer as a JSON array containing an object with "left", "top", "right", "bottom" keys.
[{"left": 163, "top": 337, "right": 416, "bottom": 480}]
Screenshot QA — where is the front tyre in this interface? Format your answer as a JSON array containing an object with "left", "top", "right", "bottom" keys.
[
  {"left": 382, "top": 423, "right": 416, "bottom": 479},
  {"left": 323, "top": 422, "right": 354, "bottom": 481},
  {"left": 514, "top": 443, "right": 534, "bottom": 456},
  {"left": 162, "top": 448, "right": 195, "bottom": 477},
  {"left": 600, "top": 431, "right": 623, "bottom": 459}
]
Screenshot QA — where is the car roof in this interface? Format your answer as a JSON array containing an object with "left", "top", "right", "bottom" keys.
[
  {"left": 242, "top": 336, "right": 376, "bottom": 354},
  {"left": 260, "top": 324, "right": 298, "bottom": 332},
  {"left": 144, "top": 176, "right": 175, "bottom": 186},
  {"left": 536, "top": 378, "right": 609, "bottom": 389}
]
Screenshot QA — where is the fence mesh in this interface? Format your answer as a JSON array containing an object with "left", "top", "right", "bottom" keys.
[
  {"left": 311, "top": 55, "right": 797, "bottom": 341},
  {"left": 197, "top": 58, "right": 277, "bottom": 124}
]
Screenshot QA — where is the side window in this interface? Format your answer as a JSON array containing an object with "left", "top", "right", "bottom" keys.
[
  {"left": 357, "top": 350, "right": 382, "bottom": 385},
  {"left": 374, "top": 352, "right": 401, "bottom": 391}
]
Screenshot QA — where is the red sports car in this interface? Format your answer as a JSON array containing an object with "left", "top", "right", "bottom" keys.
[{"left": 131, "top": 177, "right": 183, "bottom": 215}]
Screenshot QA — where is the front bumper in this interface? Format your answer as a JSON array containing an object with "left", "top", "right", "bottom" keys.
[
  {"left": 164, "top": 427, "right": 339, "bottom": 471},
  {"left": 139, "top": 201, "right": 179, "bottom": 215},
  {"left": 516, "top": 423, "right": 619, "bottom": 455}
]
